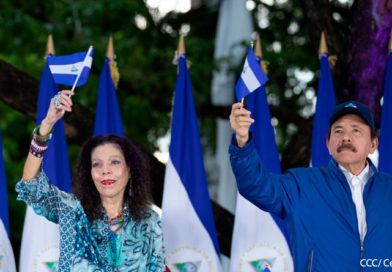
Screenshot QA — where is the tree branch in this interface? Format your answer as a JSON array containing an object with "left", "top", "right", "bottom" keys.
[{"left": 0, "top": 58, "right": 234, "bottom": 256}]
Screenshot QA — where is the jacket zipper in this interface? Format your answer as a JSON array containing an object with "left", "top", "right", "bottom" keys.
[{"left": 307, "top": 250, "right": 314, "bottom": 272}]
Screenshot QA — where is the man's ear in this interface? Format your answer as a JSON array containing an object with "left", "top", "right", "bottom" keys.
[{"left": 370, "top": 136, "right": 378, "bottom": 154}]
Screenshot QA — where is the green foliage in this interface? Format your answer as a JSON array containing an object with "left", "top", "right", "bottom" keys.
[{"left": 0, "top": 0, "right": 219, "bottom": 260}]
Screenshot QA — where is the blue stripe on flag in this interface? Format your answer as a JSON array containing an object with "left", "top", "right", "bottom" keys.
[
  {"left": 169, "top": 55, "right": 220, "bottom": 255},
  {"left": 47, "top": 49, "right": 94, "bottom": 87},
  {"left": 235, "top": 77, "right": 248, "bottom": 103},
  {"left": 379, "top": 52, "right": 392, "bottom": 173},
  {"left": 235, "top": 45, "right": 268, "bottom": 101},
  {"left": 94, "top": 57, "right": 124, "bottom": 136},
  {"left": 47, "top": 52, "right": 86, "bottom": 65},
  {"left": 36, "top": 63, "right": 72, "bottom": 191},
  {"left": 311, "top": 53, "right": 336, "bottom": 167},
  {"left": 0, "top": 129, "right": 10, "bottom": 237}
]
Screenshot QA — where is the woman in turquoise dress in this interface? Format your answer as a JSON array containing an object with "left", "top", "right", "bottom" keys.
[{"left": 16, "top": 90, "right": 165, "bottom": 271}]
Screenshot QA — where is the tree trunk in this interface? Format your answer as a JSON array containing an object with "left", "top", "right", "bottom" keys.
[
  {"left": 301, "top": 0, "right": 392, "bottom": 126},
  {"left": 283, "top": 0, "right": 392, "bottom": 170}
]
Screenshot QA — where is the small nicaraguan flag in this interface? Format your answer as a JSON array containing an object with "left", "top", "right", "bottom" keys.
[
  {"left": 235, "top": 45, "right": 269, "bottom": 101},
  {"left": 47, "top": 47, "right": 94, "bottom": 87},
  {"left": 162, "top": 54, "right": 222, "bottom": 272}
]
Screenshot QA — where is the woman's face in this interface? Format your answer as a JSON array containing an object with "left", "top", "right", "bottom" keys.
[{"left": 90, "top": 143, "right": 130, "bottom": 201}]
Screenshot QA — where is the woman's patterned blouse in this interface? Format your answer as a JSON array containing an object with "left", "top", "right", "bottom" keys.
[{"left": 15, "top": 170, "right": 165, "bottom": 272}]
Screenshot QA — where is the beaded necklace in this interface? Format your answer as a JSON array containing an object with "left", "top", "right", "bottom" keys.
[{"left": 108, "top": 209, "right": 126, "bottom": 226}]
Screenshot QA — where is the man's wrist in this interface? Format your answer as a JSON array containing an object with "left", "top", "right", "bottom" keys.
[{"left": 236, "top": 135, "right": 249, "bottom": 148}]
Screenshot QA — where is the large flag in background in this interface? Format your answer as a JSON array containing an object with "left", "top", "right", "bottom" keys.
[
  {"left": 230, "top": 53, "right": 293, "bottom": 272},
  {"left": 212, "top": 0, "right": 253, "bottom": 224},
  {"left": 94, "top": 57, "right": 124, "bottom": 136},
  {"left": 162, "top": 54, "right": 222, "bottom": 272},
  {"left": 235, "top": 45, "right": 269, "bottom": 101},
  {"left": 19, "top": 62, "right": 72, "bottom": 272},
  {"left": 0, "top": 131, "right": 10, "bottom": 237},
  {"left": 310, "top": 53, "right": 336, "bottom": 167},
  {"left": 47, "top": 47, "right": 94, "bottom": 87},
  {"left": 0, "top": 129, "right": 16, "bottom": 272},
  {"left": 0, "top": 220, "right": 16, "bottom": 272},
  {"left": 378, "top": 50, "right": 392, "bottom": 173}
]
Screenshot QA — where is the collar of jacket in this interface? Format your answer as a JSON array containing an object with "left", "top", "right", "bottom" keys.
[{"left": 327, "top": 157, "right": 378, "bottom": 176}]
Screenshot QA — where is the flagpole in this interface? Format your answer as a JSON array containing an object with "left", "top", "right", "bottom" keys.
[
  {"left": 70, "top": 45, "right": 93, "bottom": 93},
  {"left": 45, "top": 34, "right": 55, "bottom": 57},
  {"left": 319, "top": 32, "right": 328, "bottom": 59}
]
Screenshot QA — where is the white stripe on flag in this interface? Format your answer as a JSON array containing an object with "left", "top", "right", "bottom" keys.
[
  {"left": 241, "top": 58, "right": 261, "bottom": 92},
  {"left": 162, "top": 157, "right": 222, "bottom": 272},
  {"left": 0, "top": 219, "right": 16, "bottom": 272},
  {"left": 49, "top": 56, "right": 93, "bottom": 75},
  {"left": 85, "top": 55, "right": 93, "bottom": 68},
  {"left": 49, "top": 62, "right": 82, "bottom": 75},
  {"left": 230, "top": 194, "right": 293, "bottom": 272},
  {"left": 19, "top": 207, "right": 60, "bottom": 272}
]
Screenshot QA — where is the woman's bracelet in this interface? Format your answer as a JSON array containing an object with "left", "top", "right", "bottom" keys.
[{"left": 29, "top": 126, "right": 54, "bottom": 158}]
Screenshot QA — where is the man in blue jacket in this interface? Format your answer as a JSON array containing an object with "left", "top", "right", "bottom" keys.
[{"left": 229, "top": 101, "right": 392, "bottom": 271}]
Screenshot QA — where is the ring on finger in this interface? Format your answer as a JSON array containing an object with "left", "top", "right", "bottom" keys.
[{"left": 54, "top": 92, "right": 62, "bottom": 110}]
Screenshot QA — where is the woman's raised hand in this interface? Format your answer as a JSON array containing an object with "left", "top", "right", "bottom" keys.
[{"left": 40, "top": 90, "right": 74, "bottom": 135}]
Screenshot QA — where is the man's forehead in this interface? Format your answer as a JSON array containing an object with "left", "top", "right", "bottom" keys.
[{"left": 331, "top": 114, "right": 368, "bottom": 127}]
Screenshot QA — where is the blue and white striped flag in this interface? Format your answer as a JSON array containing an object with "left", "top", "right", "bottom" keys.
[
  {"left": 0, "top": 220, "right": 16, "bottom": 272},
  {"left": 235, "top": 45, "right": 268, "bottom": 101},
  {"left": 311, "top": 53, "right": 336, "bottom": 167},
  {"left": 0, "top": 129, "right": 16, "bottom": 272},
  {"left": 378, "top": 50, "right": 392, "bottom": 173},
  {"left": 230, "top": 53, "right": 293, "bottom": 272},
  {"left": 162, "top": 54, "right": 222, "bottom": 272},
  {"left": 94, "top": 57, "right": 124, "bottom": 136},
  {"left": 0, "top": 131, "right": 10, "bottom": 238},
  {"left": 47, "top": 47, "right": 94, "bottom": 87}
]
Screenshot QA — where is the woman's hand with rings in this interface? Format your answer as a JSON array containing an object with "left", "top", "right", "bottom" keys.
[
  {"left": 43, "top": 90, "right": 75, "bottom": 128},
  {"left": 53, "top": 90, "right": 73, "bottom": 111}
]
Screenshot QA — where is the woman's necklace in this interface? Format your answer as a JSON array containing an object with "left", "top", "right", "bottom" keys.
[{"left": 107, "top": 207, "right": 126, "bottom": 226}]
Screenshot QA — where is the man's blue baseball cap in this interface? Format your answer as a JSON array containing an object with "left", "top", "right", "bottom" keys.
[{"left": 329, "top": 101, "right": 375, "bottom": 130}]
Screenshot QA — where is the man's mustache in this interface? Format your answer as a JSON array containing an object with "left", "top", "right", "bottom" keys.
[{"left": 337, "top": 143, "right": 357, "bottom": 153}]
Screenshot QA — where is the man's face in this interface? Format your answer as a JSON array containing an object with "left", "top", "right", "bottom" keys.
[{"left": 326, "top": 114, "right": 378, "bottom": 172}]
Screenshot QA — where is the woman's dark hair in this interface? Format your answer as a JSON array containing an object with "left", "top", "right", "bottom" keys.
[{"left": 72, "top": 134, "right": 152, "bottom": 222}]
